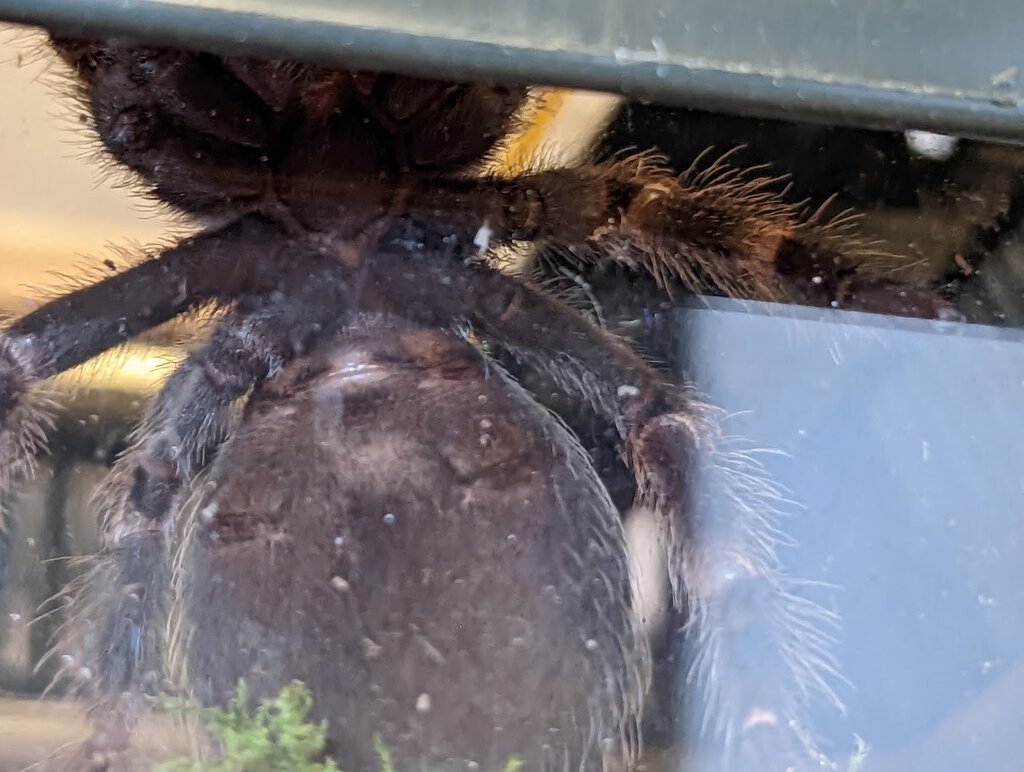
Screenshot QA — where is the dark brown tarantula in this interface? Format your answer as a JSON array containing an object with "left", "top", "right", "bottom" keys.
[{"left": 0, "top": 34, "right": 949, "bottom": 772}]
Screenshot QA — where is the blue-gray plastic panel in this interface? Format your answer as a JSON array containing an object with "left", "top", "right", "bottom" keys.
[{"left": 678, "top": 300, "right": 1024, "bottom": 771}]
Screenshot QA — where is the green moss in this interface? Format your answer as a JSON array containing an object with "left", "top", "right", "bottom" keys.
[
  {"left": 371, "top": 734, "right": 394, "bottom": 772},
  {"left": 154, "top": 681, "right": 339, "bottom": 772},
  {"left": 155, "top": 682, "right": 526, "bottom": 772}
]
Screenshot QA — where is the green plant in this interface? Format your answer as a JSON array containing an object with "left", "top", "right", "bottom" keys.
[
  {"left": 371, "top": 733, "right": 394, "bottom": 772},
  {"left": 155, "top": 681, "right": 525, "bottom": 772},
  {"left": 155, "top": 681, "right": 339, "bottom": 772}
]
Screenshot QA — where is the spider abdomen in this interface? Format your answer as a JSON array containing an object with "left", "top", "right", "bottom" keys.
[{"left": 173, "top": 320, "right": 648, "bottom": 771}]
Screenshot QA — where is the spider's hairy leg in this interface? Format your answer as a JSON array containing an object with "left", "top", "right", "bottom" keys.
[
  {"left": 52, "top": 37, "right": 277, "bottom": 212},
  {"left": 48, "top": 269, "right": 354, "bottom": 769},
  {"left": 0, "top": 216, "right": 295, "bottom": 582},
  {"left": 0, "top": 215, "right": 291, "bottom": 389},
  {"left": 52, "top": 37, "right": 275, "bottom": 148},
  {"left": 403, "top": 152, "right": 949, "bottom": 315},
  {"left": 362, "top": 250, "right": 840, "bottom": 770},
  {"left": 127, "top": 262, "right": 354, "bottom": 523},
  {"left": 45, "top": 469, "right": 168, "bottom": 771},
  {"left": 396, "top": 153, "right": 825, "bottom": 298}
]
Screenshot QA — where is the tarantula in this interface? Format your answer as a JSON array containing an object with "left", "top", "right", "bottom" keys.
[{"left": 0, "top": 32, "right": 946, "bottom": 772}]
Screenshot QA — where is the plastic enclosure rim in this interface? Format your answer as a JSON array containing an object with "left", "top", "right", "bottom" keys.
[{"left": 0, "top": 0, "right": 1023, "bottom": 143}]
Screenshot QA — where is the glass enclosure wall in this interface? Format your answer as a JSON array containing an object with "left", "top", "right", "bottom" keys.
[{"left": 0, "top": 9, "right": 1022, "bottom": 772}]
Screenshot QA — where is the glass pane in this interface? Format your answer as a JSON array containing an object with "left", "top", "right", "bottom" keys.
[{"left": 0, "top": 18, "right": 1022, "bottom": 772}]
